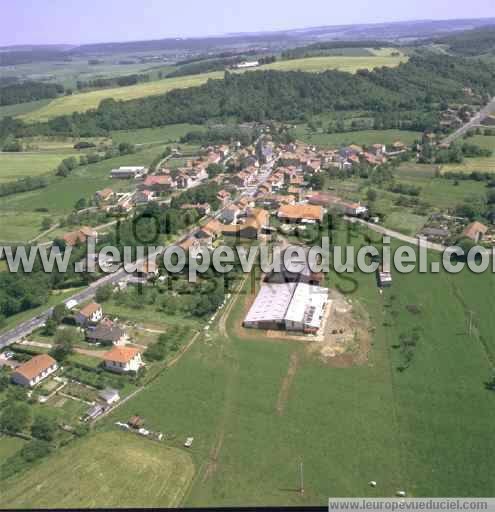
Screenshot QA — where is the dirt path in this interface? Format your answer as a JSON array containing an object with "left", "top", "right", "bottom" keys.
[{"left": 276, "top": 351, "right": 299, "bottom": 416}]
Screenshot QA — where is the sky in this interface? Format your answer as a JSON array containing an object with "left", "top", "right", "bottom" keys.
[{"left": 1, "top": 0, "right": 494, "bottom": 47}]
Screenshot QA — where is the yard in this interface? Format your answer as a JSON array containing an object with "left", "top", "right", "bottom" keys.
[{"left": 1, "top": 432, "right": 195, "bottom": 508}]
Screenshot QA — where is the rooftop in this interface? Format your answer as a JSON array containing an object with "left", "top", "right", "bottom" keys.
[{"left": 14, "top": 354, "right": 57, "bottom": 381}]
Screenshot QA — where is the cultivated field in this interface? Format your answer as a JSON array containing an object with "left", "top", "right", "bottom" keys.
[
  {"left": 0, "top": 145, "right": 163, "bottom": 242},
  {"left": 19, "top": 54, "right": 408, "bottom": 123},
  {"left": 0, "top": 152, "right": 75, "bottom": 182},
  {"left": 259, "top": 54, "right": 406, "bottom": 73},
  {"left": 19, "top": 72, "right": 225, "bottom": 123},
  {"left": 441, "top": 155, "right": 495, "bottom": 173},
  {"left": 2, "top": 432, "right": 195, "bottom": 508},
  {"left": 111, "top": 123, "right": 204, "bottom": 145},
  {"left": 294, "top": 129, "right": 421, "bottom": 147}
]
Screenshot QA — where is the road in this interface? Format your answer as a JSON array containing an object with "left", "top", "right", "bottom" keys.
[
  {"left": 345, "top": 217, "right": 446, "bottom": 251},
  {"left": 0, "top": 154, "right": 278, "bottom": 350},
  {"left": 442, "top": 97, "right": 495, "bottom": 145}
]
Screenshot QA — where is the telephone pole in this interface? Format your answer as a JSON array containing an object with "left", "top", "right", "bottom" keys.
[{"left": 300, "top": 461, "right": 304, "bottom": 496}]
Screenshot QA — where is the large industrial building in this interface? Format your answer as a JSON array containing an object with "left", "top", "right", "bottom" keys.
[{"left": 243, "top": 282, "right": 329, "bottom": 334}]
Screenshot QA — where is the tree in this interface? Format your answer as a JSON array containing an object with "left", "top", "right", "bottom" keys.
[
  {"left": 366, "top": 189, "right": 378, "bottom": 202},
  {"left": 95, "top": 284, "right": 113, "bottom": 303},
  {"left": 50, "top": 326, "right": 79, "bottom": 361},
  {"left": 31, "top": 414, "right": 57, "bottom": 441},
  {"left": 42, "top": 318, "right": 57, "bottom": 336},
  {"left": 0, "top": 402, "right": 31, "bottom": 434},
  {"left": 41, "top": 217, "right": 52, "bottom": 231},
  {"left": 74, "top": 198, "right": 87, "bottom": 210},
  {"left": 51, "top": 304, "right": 68, "bottom": 324}
]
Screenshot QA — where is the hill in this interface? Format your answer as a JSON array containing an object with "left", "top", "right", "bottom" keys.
[
  {"left": 7, "top": 54, "right": 495, "bottom": 138},
  {"left": 17, "top": 54, "right": 406, "bottom": 123}
]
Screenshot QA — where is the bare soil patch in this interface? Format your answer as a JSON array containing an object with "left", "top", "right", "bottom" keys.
[{"left": 276, "top": 351, "right": 300, "bottom": 415}]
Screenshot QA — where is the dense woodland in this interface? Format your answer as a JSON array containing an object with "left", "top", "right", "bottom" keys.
[
  {"left": 0, "top": 81, "right": 64, "bottom": 106},
  {"left": 433, "top": 27, "right": 495, "bottom": 56},
  {"left": 281, "top": 40, "right": 398, "bottom": 59},
  {"left": 75, "top": 73, "right": 150, "bottom": 91},
  {"left": 2, "top": 54, "right": 494, "bottom": 140}
]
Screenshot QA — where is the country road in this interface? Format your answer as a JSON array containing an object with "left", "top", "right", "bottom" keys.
[{"left": 442, "top": 96, "right": 495, "bottom": 145}]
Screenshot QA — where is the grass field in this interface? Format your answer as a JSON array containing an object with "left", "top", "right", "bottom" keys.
[
  {"left": 0, "top": 436, "right": 26, "bottom": 460},
  {"left": 294, "top": 129, "right": 421, "bottom": 148},
  {"left": 111, "top": 123, "right": 204, "bottom": 145},
  {"left": 0, "top": 145, "right": 164, "bottom": 242},
  {"left": 88, "top": 232, "right": 495, "bottom": 506},
  {"left": 19, "top": 72, "right": 225, "bottom": 123},
  {"left": 0, "top": 152, "right": 76, "bottom": 183},
  {"left": 2, "top": 432, "right": 195, "bottom": 508},
  {"left": 0, "top": 99, "right": 52, "bottom": 120},
  {"left": 441, "top": 156, "right": 495, "bottom": 173},
  {"left": 19, "top": 55, "right": 407, "bottom": 123},
  {"left": 257, "top": 54, "right": 406, "bottom": 74}
]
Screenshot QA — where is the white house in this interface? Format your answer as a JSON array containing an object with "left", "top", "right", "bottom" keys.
[
  {"left": 11, "top": 354, "right": 58, "bottom": 387},
  {"left": 75, "top": 302, "right": 103, "bottom": 327},
  {"left": 103, "top": 346, "right": 143, "bottom": 373}
]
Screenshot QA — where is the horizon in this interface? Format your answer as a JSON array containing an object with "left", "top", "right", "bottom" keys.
[{"left": 1, "top": 0, "right": 494, "bottom": 47}]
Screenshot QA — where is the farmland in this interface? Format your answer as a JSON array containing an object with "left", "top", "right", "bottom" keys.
[
  {"left": 0, "top": 152, "right": 76, "bottom": 182},
  {"left": 294, "top": 129, "right": 421, "bottom": 148},
  {"left": 71, "top": 229, "right": 495, "bottom": 506},
  {"left": 1, "top": 432, "right": 195, "bottom": 508},
  {"left": 0, "top": 145, "right": 164, "bottom": 242},
  {"left": 18, "top": 54, "right": 408, "bottom": 123}
]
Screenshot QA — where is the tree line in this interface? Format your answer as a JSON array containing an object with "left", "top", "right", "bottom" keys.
[{"left": 0, "top": 81, "right": 64, "bottom": 106}]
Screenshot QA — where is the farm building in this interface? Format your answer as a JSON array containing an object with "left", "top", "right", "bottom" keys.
[
  {"left": 11, "top": 354, "right": 58, "bottom": 388},
  {"left": 284, "top": 283, "right": 329, "bottom": 333},
  {"left": 110, "top": 166, "right": 147, "bottom": 179},
  {"left": 243, "top": 282, "right": 329, "bottom": 333},
  {"left": 243, "top": 283, "right": 297, "bottom": 330},
  {"left": 264, "top": 247, "right": 323, "bottom": 285}
]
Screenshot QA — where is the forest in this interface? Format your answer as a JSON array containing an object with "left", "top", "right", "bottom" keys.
[
  {"left": 0, "top": 81, "right": 64, "bottom": 106},
  {"left": 3, "top": 54, "right": 494, "bottom": 139}
]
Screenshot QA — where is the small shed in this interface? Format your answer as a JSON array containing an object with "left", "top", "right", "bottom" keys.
[{"left": 99, "top": 388, "right": 120, "bottom": 405}]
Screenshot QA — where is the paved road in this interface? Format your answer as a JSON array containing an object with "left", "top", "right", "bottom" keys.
[
  {"left": 345, "top": 217, "right": 446, "bottom": 252},
  {"left": 442, "top": 97, "right": 495, "bottom": 145}
]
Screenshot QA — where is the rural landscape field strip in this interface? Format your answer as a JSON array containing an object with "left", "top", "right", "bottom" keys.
[{"left": 18, "top": 54, "right": 408, "bottom": 123}]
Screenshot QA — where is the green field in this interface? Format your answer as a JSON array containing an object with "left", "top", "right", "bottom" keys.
[
  {"left": 295, "top": 129, "right": 421, "bottom": 148},
  {"left": 0, "top": 152, "right": 76, "bottom": 183},
  {"left": 111, "top": 123, "right": 204, "bottom": 145},
  {"left": 258, "top": 54, "right": 406, "bottom": 74},
  {"left": 19, "top": 55, "right": 407, "bottom": 123},
  {"left": 3, "top": 229, "right": 495, "bottom": 506},
  {"left": 0, "top": 145, "right": 164, "bottom": 242},
  {"left": 19, "top": 72, "right": 225, "bottom": 123},
  {"left": 441, "top": 156, "right": 495, "bottom": 173},
  {"left": 2, "top": 432, "right": 195, "bottom": 508},
  {"left": 0, "top": 99, "right": 52, "bottom": 120},
  {"left": 80, "top": 233, "right": 495, "bottom": 506},
  {"left": 0, "top": 436, "right": 26, "bottom": 460}
]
